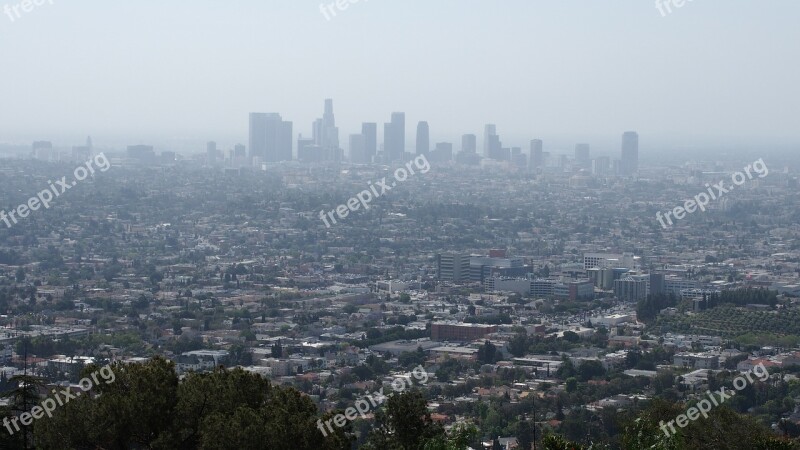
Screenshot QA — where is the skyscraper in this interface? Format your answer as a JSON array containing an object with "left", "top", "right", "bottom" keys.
[
  {"left": 416, "top": 121, "right": 430, "bottom": 155},
  {"left": 249, "top": 112, "right": 293, "bottom": 163},
  {"left": 575, "top": 144, "right": 591, "bottom": 170},
  {"left": 620, "top": 131, "right": 639, "bottom": 176},
  {"left": 312, "top": 99, "right": 340, "bottom": 152},
  {"left": 530, "top": 139, "right": 544, "bottom": 171},
  {"left": 234, "top": 144, "right": 246, "bottom": 158},
  {"left": 361, "top": 123, "right": 377, "bottom": 163},
  {"left": 461, "top": 134, "right": 477, "bottom": 154},
  {"left": 349, "top": 134, "right": 367, "bottom": 164},
  {"left": 593, "top": 156, "right": 610, "bottom": 176},
  {"left": 483, "top": 124, "right": 501, "bottom": 159},
  {"left": 430, "top": 142, "right": 453, "bottom": 162},
  {"left": 207, "top": 141, "right": 220, "bottom": 163},
  {"left": 383, "top": 112, "right": 405, "bottom": 162}
]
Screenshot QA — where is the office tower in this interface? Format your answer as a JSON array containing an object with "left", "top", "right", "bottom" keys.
[
  {"left": 71, "top": 136, "right": 93, "bottom": 161},
  {"left": 430, "top": 142, "right": 453, "bottom": 162},
  {"left": 620, "top": 131, "right": 639, "bottom": 176},
  {"left": 383, "top": 112, "right": 405, "bottom": 162},
  {"left": 297, "top": 135, "right": 321, "bottom": 162},
  {"left": 349, "top": 134, "right": 367, "bottom": 163},
  {"left": 593, "top": 156, "right": 610, "bottom": 176},
  {"left": 415, "top": 121, "right": 429, "bottom": 155},
  {"left": 234, "top": 144, "right": 246, "bottom": 158},
  {"left": 361, "top": 123, "right": 377, "bottom": 163},
  {"left": 575, "top": 144, "right": 591, "bottom": 169},
  {"left": 461, "top": 134, "right": 477, "bottom": 153},
  {"left": 437, "top": 253, "right": 472, "bottom": 282},
  {"left": 249, "top": 113, "right": 293, "bottom": 162},
  {"left": 511, "top": 147, "right": 527, "bottom": 168},
  {"left": 483, "top": 124, "right": 502, "bottom": 159},
  {"left": 312, "top": 99, "right": 340, "bottom": 152},
  {"left": 127, "top": 145, "right": 156, "bottom": 164},
  {"left": 207, "top": 141, "right": 220, "bottom": 162},
  {"left": 530, "top": 139, "right": 544, "bottom": 171}
]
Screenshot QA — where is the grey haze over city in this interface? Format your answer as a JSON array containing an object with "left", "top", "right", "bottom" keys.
[{"left": 1, "top": 1, "right": 799, "bottom": 156}]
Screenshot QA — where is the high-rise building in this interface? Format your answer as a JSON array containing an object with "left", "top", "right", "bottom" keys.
[
  {"left": 415, "top": 121, "right": 429, "bottom": 155},
  {"left": 437, "top": 253, "right": 472, "bottom": 282},
  {"left": 511, "top": 147, "right": 527, "bottom": 168},
  {"left": 575, "top": 144, "right": 591, "bottom": 169},
  {"left": 620, "top": 131, "right": 639, "bottom": 176},
  {"left": 461, "top": 134, "right": 477, "bottom": 154},
  {"left": 593, "top": 156, "right": 610, "bottom": 176},
  {"left": 530, "top": 139, "right": 544, "bottom": 171},
  {"left": 361, "top": 123, "right": 377, "bottom": 163},
  {"left": 349, "top": 134, "right": 368, "bottom": 164},
  {"left": 383, "top": 112, "right": 405, "bottom": 162},
  {"left": 234, "top": 144, "right": 247, "bottom": 158},
  {"left": 483, "top": 124, "right": 502, "bottom": 159},
  {"left": 71, "top": 136, "right": 93, "bottom": 161},
  {"left": 430, "top": 142, "right": 453, "bottom": 162},
  {"left": 312, "top": 99, "right": 340, "bottom": 152},
  {"left": 297, "top": 135, "right": 322, "bottom": 162},
  {"left": 127, "top": 145, "right": 156, "bottom": 164},
  {"left": 249, "top": 113, "right": 293, "bottom": 162},
  {"left": 207, "top": 141, "right": 221, "bottom": 162}
]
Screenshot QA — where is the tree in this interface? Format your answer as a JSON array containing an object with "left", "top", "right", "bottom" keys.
[
  {"left": 565, "top": 377, "right": 578, "bottom": 393},
  {"left": 508, "top": 333, "right": 529, "bottom": 357},
  {"left": 271, "top": 340, "right": 283, "bottom": 358},
  {"left": 32, "top": 358, "right": 353, "bottom": 449},
  {"left": 364, "top": 390, "right": 445, "bottom": 450},
  {"left": 477, "top": 340, "right": 498, "bottom": 364}
]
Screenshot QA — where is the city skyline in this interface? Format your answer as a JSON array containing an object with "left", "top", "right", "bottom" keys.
[{"left": 1, "top": 1, "right": 798, "bottom": 147}]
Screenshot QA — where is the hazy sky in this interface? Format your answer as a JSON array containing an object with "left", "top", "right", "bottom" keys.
[{"left": 1, "top": 0, "right": 798, "bottom": 153}]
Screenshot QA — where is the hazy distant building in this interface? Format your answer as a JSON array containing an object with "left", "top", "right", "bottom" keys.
[
  {"left": 313, "top": 99, "right": 339, "bottom": 153},
  {"left": 430, "top": 142, "right": 452, "bottom": 162},
  {"left": 511, "top": 147, "right": 527, "bottom": 168},
  {"left": 415, "top": 121, "right": 430, "bottom": 155},
  {"left": 620, "top": 131, "right": 639, "bottom": 176},
  {"left": 207, "top": 141, "right": 221, "bottom": 163},
  {"left": 71, "top": 136, "right": 93, "bottom": 161},
  {"left": 361, "top": 122, "right": 377, "bottom": 163},
  {"left": 575, "top": 144, "right": 591, "bottom": 169},
  {"left": 483, "top": 124, "right": 502, "bottom": 160},
  {"left": 530, "top": 139, "right": 544, "bottom": 171},
  {"left": 249, "top": 113, "right": 293, "bottom": 163},
  {"left": 32, "top": 141, "right": 54, "bottom": 161},
  {"left": 593, "top": 156, "right": 610, "bottom": 176},
  {"left": 461, "top": 134, "right": 477, "bottom": 154},
  {"left": 127, "top": 145, "right": 156, "bottom": 164},
  {"left": 383, "top": 112, "right": 405, "bottom": 162},
  {"left": 349, "top": 134, "right": 368, "bottom": 164},
  {"left": 234, "top": 144, "right": 246, "bottom": 158},
  {"left": 297, "top": 136, "right": 321, "bottom": 162}
]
